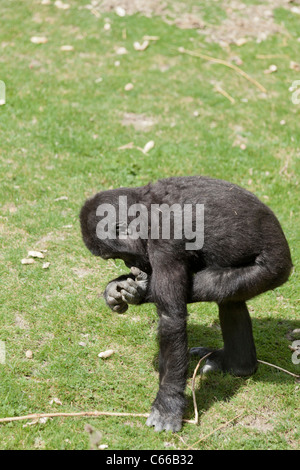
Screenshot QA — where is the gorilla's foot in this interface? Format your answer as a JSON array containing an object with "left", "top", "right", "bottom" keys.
[{"left": 190, "top": 347, "right": 257, "bottom": 377}]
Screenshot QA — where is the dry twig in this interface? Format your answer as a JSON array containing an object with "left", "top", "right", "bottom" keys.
[
  {"left": 188, "top": 412, "right": 245, "bottom": 449},
  {"left": 257, "top": 359, "right": 299, "bottom": 379},
  {"left": 191, "top": 352, "right": 213, "bottom": 425},
  {"left": 178, "top": 47, "right": 267, "bottom": 93},
  {"left": 214, "top": 85, "right": 235, "bottom": 104},
  {"left": 0, "top": 411, "right": 149, "bottom": 424},
  {"left": 0, "top": 355, "right": 297, "bottom": 425}
]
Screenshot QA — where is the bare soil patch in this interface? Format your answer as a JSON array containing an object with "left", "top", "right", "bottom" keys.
[
  {"left": 121, "top": 112, "right": 156, "bottom": 132},
  {"left": 98, "top": 0, "right": 298, "bottom": 44}
]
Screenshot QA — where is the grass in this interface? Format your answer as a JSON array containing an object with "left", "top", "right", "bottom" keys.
[{"left": 0, "top": 0, "right": 299, "bottom": 450}]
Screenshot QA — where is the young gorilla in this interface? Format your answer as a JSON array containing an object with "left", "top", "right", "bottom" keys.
[{"left": 80, "top": 176, "right": 292, "bottom": 432}]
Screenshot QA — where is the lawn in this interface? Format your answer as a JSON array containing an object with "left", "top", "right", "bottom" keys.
[{"left": 0, "top": 0, "right": 299, "bottom": 450}]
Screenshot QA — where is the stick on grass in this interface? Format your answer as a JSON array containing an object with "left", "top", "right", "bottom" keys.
[
  {"left": 258, "top": 359, "right": 299, "bottom": 378},
  {"left": 178, "top": 47, "right": 267, "bottom": 93},
  {"left": 0, "top": 356, "right": 297, "bottom": 425},
  {"left": 188, "top": 411, "right": 245, "bottom": 449}
]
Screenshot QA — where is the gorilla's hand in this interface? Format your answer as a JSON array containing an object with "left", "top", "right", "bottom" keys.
[
  {"left": 104, "top": 281, "right": 128, "bottom": 313},
  {"left": 120, "top": 267, "right": 149, "bottom": 305},
  {"left": 104, "top": 267, "right": 149, "bottom": 313}
]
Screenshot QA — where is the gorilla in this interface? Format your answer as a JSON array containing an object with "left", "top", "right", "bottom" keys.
[{"left": 80, "top": 176, "right": 292, "bottom": 432}]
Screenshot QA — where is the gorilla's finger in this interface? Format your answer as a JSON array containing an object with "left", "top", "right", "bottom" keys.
[
  {"left": 121, "top": 290, "right": 137, "bottom": 303},
  {"left": 131, "top": 267, "right": 148, "bottom": 281},
  {"left": 113, "top": 303, "right": 128, "bottom": 313},
  {"left": 107, "top": 294, "right": 123, "bottom": 306},
  {"left": 118, "top": 281, "right": 137, "bottom": 295}
]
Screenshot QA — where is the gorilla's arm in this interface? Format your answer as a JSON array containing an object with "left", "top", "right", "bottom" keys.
[
  {"left": 145, "top": 246, "right": 189, "bottom": 432},
  {"left": 105, "top": 254, "right": 292, "bottom": 312}
]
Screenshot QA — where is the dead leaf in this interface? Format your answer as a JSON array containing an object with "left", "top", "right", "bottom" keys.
[
  {"left": 143, "top": 35, "right": 159, "bottom": 41},
  {"left": 23, "top": 417, "right": 48, "bottom": 428},
  {"left": 133, "top": 40, "right": 149, "bottom": 51},
  {"left": 26, "top": 350, "right": 33, "bottom": 359},
  {"left": 21, "top": 258, "right": 35, "bottom": 265},
  {"left": 30, "top": 36, "right": 48, "bottom": 44},
  {"left": 60, "top": 45, "right": 74, "bottom": 51},
  {"left": 28, "top": 250, "right": 45, "bottom": 259},
  {"left": 264, "top": 64, "right": 277, "bottom": 74},
  {"left": 54, "top": 0, "right": 70, "bottom": 9},
  {"left": 54, "top": 196, "right": 68, "bottom": 201},
  {"left": 115, "top": 6, "right": 126, "bottom": 17},
  {"left": 118, "top": 142, "right": 134, "bottom": 150},
  {"left": 49, "top": 397, "right": 63, "bottom": 405},
  {"left": 235, "top": 38, "right": 248, "bottom": 46},
  {"left": 291, "top": 6, "right": 300, "bottom": 15},
  {"left": 98, "top": 349, "right": 115, "bottom": 358},
  {"left": 115, "top": 46, "right": 128, "bottom": 55},
  {"left": 124, "top": 83, "right": 134, "bottom": 91},
  {"left": 142, "top": 140, "right": 155, "bottom": 154}
]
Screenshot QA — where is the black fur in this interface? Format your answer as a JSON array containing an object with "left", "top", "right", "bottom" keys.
[{"left": 80, "top": 176, "right": 292, "bottom": 432}]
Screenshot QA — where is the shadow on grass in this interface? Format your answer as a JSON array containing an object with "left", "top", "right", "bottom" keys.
[{"left": 151, "top": 316, "right": 299, "bottom": 422}]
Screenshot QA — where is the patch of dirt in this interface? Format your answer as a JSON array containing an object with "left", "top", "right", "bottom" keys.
[
  {"left": 121, "top": 112, "right": 156, "bottom": 131},
  {"left": 97, "top": 0, "right": 298, "bottom": 43},
  {"left": 99, "top": 0, "right": 167, "bottom": 17},
  {"left": 71, "top": 267, "right": 97, "bottom": 278},
  {"left": 240, "top": 408, "right": 275, "bottom": 432},
  {"left": 200, "top": 0, "right": 289, "bottom": 45},
  {"left": 35, "top": 231, "right": 69, "bottom": 249},
  {"left": 15, "top": 313, "right": 30, "bottom": 330},
  {"left": 98, "top": 0, "right": 205, "bottom": 29}
]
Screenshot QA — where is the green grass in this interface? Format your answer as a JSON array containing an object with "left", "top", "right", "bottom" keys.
[{"left": 0, "top": 0, "right": 299, "bottom": 450}]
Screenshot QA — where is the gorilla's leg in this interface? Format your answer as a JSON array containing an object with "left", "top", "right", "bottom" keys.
[
  {"left": 188, "top": 258, "right": 292, "bottom": 376},
  {"left": 189, "top": 253, "right": 291, "bottom": 304},
  {"left": 189, "top": 265, "right": 261, "bottom": 376},
  {"left": 190, "top": 301, "right": 257, "bottom": 376}
]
